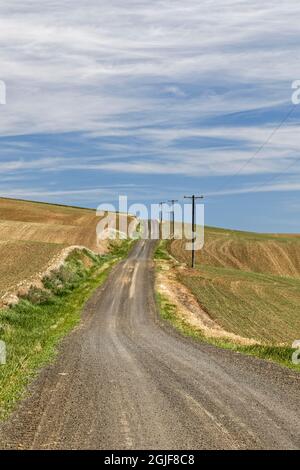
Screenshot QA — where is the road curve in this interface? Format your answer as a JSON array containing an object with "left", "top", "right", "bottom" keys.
[{"left": 0, "top": 240, "right": 299, "bottom": 449}]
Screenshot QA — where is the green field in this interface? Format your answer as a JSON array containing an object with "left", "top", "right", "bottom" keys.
[{"left": 166, "top": 226, "right": 300, "bottom": 347}]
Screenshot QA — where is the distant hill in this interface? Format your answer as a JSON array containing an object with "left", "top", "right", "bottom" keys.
[
  {"left": 171, "top": 226, "right": 300, "bottom": 277},
  {"left": 0, "top": 198, "right": 108, "bottom": 252}
]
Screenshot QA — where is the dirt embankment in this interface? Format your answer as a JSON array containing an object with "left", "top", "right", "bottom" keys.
[{"left": 155, "top": 258, "right": 259, "bottom": 346}]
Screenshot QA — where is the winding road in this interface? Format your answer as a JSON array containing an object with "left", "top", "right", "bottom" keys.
[{"left": 1, "top": 240, "right": 299, "bottom": 449}]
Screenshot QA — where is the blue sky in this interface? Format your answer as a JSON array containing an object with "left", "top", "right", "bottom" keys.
[{"left": 1, "top": 0, "right": 300, "bottom": 232}]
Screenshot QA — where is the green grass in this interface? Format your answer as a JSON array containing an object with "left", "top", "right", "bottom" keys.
[
  {"left": 154, "top": 240, "right": 171, "bottom": 260},
  {"left": 156, "top": 292, "right": 300, "bottom": 372},
  {"left": 178, "top": 265, "right": 300, "bottom": 345},
  {"left": 0, "top": 239, "right": 134, "bottom": 419}
]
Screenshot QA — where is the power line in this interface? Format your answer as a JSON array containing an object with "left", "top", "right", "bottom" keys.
[
  {"left": 214, "top": 104, "right": 296, "bottom": 194},
  {"left": 249, "top": 153, "right": 300, "bottom": 193}
]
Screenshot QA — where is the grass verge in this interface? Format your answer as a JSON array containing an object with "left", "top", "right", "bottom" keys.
[{"left": 0, "top": 239, "right": 133, "bottom": 419}]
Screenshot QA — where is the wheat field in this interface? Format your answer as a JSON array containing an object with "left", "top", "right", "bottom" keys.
[
  {"left": 168, "top": 226, "right": 300, "bottom": 345},
  {"left": 0, "top": 197, "right": 127, "bottom": 298}
]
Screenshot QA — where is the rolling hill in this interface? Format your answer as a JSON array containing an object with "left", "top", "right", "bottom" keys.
[
  {"left": 0, "top": 197, "right": 128, "bottom": 302},
  {"left": 166, "top": 226, "right": 300, "bottom": 345}
]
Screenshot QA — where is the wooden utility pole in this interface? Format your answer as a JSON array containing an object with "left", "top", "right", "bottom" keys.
[
  {"left": 168, "top": 199, "right": 178, "bottom": 239},
  {"left": 184, "top": 195, "right": 204, "bottom": 268},
  {"left": 159, "top": 202, "right": 165, "bottom": 239}
]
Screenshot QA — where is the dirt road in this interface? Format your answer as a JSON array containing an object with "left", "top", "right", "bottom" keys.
[{"left": 0, "top": 240, "right": 299, "bottom": 449}]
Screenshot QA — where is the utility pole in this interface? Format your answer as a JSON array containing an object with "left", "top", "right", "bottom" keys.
[
  {"left": 168, "top": 199, "right": 178, "bottom": 239},
  {"left": 184, "top": 195, "right": 204, "bottom": 268},
  {"left": 159, "top": 202, "right": 165, "bottom": 240}
]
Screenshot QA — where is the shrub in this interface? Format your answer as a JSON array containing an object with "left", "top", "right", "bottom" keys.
[
  {"left": 21, "top": 286, "right": 54, "bottom": 305},
  {"left": 43, "top": 272, "right": 63, "bottom": 293}
]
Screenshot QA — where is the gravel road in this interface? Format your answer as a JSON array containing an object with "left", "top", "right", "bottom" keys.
[{"left": 0, "top": 240, "right": 299, "bottom": 449}]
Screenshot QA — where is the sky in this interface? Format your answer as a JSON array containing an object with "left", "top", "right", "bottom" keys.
[{"left": 1, "top": 0, "right": 300, "bottom": 232}]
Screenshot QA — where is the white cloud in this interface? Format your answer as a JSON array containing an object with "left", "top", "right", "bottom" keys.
[
  {"left": 207, "top": 180, "right": 300, "bottom": 196},
  {"left": 0, "top": 0, "right": 300, "bottom": 197},
  {"left": 0, "top": 0, "right": 299, "bottom": 135}
]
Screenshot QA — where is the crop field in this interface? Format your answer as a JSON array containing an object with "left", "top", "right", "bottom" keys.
[
  {"left": 171, "top": 226, "right": 300, "bottom": 277},
  {"left": 0, "top": 197, "right": 129, "bottom": 300},
  {"left": 0, "top": 240, "right": 65, "bottom": 299},
  {"left": 168, "top": 226, "right": 300, "bottom": 345},
  {"left": 0, "top": 197, "right": 117, "bottom": 252}
]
